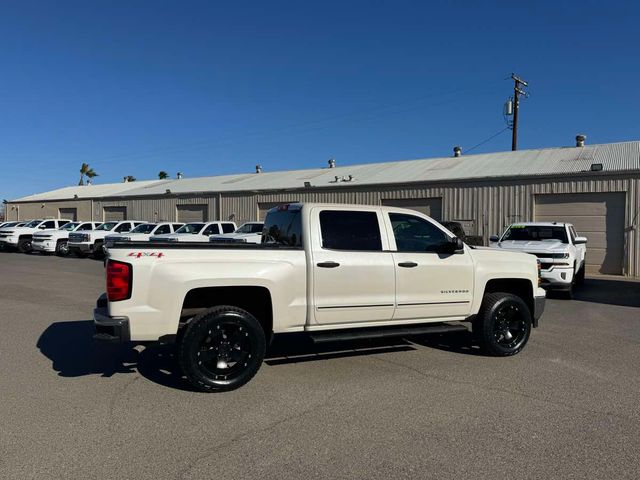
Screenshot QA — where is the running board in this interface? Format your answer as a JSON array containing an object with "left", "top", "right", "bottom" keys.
[{"left": 308, "top": 323, "right": 468, "bottom": 344}]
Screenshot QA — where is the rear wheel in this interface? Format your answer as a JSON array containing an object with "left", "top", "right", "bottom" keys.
[
  {"left": 474, "top": 292, "right": 532, "bottom": 356},
  {"left": 56, "top": 240, "right": 69, "bottom": 256},
  {"left": 92, "top": 241, "right": 104, "bottom": 258},
  {"left": 178, "top": 305, "right": 266, "bottom": 392},
  {"left": 18, "top": 238, "right": 32, "bottom": 253}
]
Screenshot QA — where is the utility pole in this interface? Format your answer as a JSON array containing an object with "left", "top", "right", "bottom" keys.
[{"left": 510, "top": 74, "right": 528, "bottom": 151}]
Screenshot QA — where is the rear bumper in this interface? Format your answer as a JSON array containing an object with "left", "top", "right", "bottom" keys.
[{"left": 93, "top": 294, "right": 130, "bottom": 343}]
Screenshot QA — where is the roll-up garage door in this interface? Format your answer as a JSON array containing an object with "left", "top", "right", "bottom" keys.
[
  {"left": 103, "top": 206, "right": 127, "bottom": 222},
  {"left": 534, "top": 193, "right": 625, "bottom": 275},
  {"left": 58, "top": 208, "right": 77, "bottom": 221},
  {"left": 258, "top": 201, "right": 299, "bottom": 220},
  {"left": 177, "top": 204, "right": 208, "bottom": 222},
  {"left": 381, "top": 198, "right": 443, "bottom": 221}
]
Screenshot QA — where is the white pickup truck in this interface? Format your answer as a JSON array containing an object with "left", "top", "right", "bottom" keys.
[
  {"left": 0, "top": 218, "right": 71, "bottom": 253},
  {"left": 95, "top": 203, "right": 545, "bottom": 392},
  {"left": 68, "top": 220, "right": 145, "bottom": 257},
  {"left": 150, "top": 221, "right": 236, "bottom": 243},
  {"left": 32, "top": 221, "right": 101, "bottom": 255},
  {"left": 209, "top": 221, "right": 264, "bottom": 244},
  {"left": 104, "top": 222, "right": 184, "bottom": 248},
  {"left": 490, "top": 222, "right": 587, "bottom": 298}
]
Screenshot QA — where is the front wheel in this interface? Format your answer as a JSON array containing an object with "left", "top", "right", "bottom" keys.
[
  {"left": 18, "top": 238, "right": 32, "bottom": 253},
  {"left": 178, "top": 305, "right": 266, "bottom": 392},
  {"left": 56, "top": 240, "right": 69, "bottom": 256},
  {"left": 474, "top": 292, "right": 532, "bottom": 356}
]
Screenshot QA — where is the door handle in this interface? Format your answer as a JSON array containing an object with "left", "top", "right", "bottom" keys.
[
  {"left": 398, "top": 261, "right": 418, "bottom": 268},
  {"left": 317, "top": 261, "right": 340, "bottom": 268}
]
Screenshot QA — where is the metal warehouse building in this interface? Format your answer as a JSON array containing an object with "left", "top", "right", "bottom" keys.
[{"left": 7, "top": 139, "right": 640, "bottom": 276}]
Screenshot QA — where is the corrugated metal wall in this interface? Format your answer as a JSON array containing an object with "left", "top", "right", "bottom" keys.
[
  {"left": 8, "top": 200, "right": 93, "bottom": 222},
  {"left": 8, "top": 173, "right": 639, "bottom": 276},
  {"left": 95, "top": 195, "right": 219, "bottom": 223}
]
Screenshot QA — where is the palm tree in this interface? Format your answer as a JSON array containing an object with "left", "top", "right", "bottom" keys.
[
  {"left": 78, "top": 163, "right": 98, "bottom": 185},
  {"left": 158, "top": 171, "right": 169, "bottom": 179}
]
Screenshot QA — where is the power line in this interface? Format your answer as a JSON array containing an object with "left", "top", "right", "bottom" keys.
[{"left": 465, "top": 126, "right": 510, "bottom": 154}]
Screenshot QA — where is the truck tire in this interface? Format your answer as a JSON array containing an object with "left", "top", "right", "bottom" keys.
[
  {"left": 18, "top": 238, "right": 33, "bottom": 253},
  {"left": 474, "top": 292, "right": 532, "bottom": 356},
  {"left": 92, "top": 241, "right": 104, "bottom": 258},
  {"left": 178, "top": 305, "right": 266, "bottom": 392},
  {"left": 56, "top": 240, "right": 69, "bottom": 256}
]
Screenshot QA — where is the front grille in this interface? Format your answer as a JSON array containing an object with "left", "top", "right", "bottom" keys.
[{"left": 69, "top": 233, "right": 86, "bottom": 242}]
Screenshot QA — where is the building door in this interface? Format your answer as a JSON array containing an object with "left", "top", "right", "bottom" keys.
[
  {"left": 58, "top": 208, "right": 77, "bottom": 221},
  {"left": 177, "top": 204, "right": 208, "bottom": 222},
  {"left": 534, "top": 193, "right": 625, "bottom": 275},
  {"left": 381, "top": 197, "right": 443, "bottom": 221},
  {"left": 103, "top": 206, "right": 127, "bottom": 222}
]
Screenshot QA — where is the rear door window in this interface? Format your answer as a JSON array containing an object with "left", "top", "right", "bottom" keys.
[
  {"left": 202, "top": 224, "right": 220, "bottom": 235},
  {"left": 155, "top": 224, "right": 171, "bottom": 235},
  {"left": 115, "top": 223, "right": 131, "bottom": 233},
  {"left": 319, "top": 210, "right": 382, "bottom": 251},
  {"left": 221, "top": 223, "right": 235, "bottom": 233}
]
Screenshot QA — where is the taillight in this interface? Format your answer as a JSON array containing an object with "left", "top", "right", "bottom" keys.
[{"left": 106, "top": 260, "right": 132, "bottom": 301}]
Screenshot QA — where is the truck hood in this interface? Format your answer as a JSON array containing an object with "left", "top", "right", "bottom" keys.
[
  {"left": 33, "top": 229, "right": 66, "bottom": 238},
  {"left": 493, "top": 240, "right": 568, "bottom": 254}
]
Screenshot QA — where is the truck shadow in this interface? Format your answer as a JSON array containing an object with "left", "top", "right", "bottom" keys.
[
  {"left": 568, "top": 278, "right": 640, "bottom": 307},
  {"left": 37, "top": 321, "right": 476, "bottom": 392}
]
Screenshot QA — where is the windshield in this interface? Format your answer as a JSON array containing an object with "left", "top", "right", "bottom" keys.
[
  {"left": 502, "top": 225, "right": 568, "bottom": 243},
  {"left": 236, "top": 223, "right": 264, "bottom": 234},
  {"left": 175, "top": 223, "right": 205, "bottom": 234},
  {"left": 131, "top": 223, "right": 156, "bottom": 234},
  {"left": 60, "top": 222, "right": 79, "bottom": 231},
  {"left": 95, "top": 222, "right": 118, "bottom": 231},
  {"left": 24, "top": 220, "right": 43, "bottom": 228},
  {"left": 2, "top": 222, "right": 19, "bottom": 228}
]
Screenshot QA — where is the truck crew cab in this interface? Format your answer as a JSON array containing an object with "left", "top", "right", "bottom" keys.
[{"left": 95, "top": 203, "right": 546, "bottom": 392}]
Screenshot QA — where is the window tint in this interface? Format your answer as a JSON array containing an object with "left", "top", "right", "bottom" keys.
[
  {"left": 261, "top": 207, "right": 302, "bottom": 247},
  {"left": 115, "top": 223, "right": 131, "bottom": 233},
  {"left": 320, "top": 210, "right": 381, "bottom": 251},
  {"left": 42, "top": 221, "right": 56, "bottom": 229},
  {"left": 172, "top": 224, "right": 183, "bottom": 231},
  {"left": 221, "top": 223, "right": 235, "bottom": 233},
  {"left": 58, "top": 220, "right": 70, "bottom": 227},
  {"left": 390, "top": 213, "right": 449, "bottom": 252},
  {"left": 155, "top": 224, "right": 171, "bottom": 235},
  {"left": 202, "top": 224, "right": 220, "bottom": 236},
  {"left": 78, "top": 223, "right": 93, "bottom": 231}
]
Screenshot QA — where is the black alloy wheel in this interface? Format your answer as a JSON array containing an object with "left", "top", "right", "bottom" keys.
[
  {"left": 179, "top": 305, "right": 266, "bottom": 392},
  {"left": 474, "top": 292, "right": 532, "bottom": 356}
]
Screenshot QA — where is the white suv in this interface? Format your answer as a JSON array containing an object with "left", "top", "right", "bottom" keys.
[
  {"left": 104, "top": 222, "right": 184, "bottom": 247},
  {"left": 150, "top": 221, "right": 236, "bottom": 242},
  {"left": 32, "top": 221, "right": 101, "bottom": 255},
  {"left": 68, "top": 220, "right": 145, "bottom": 257},
  {"left": 490, "top": 222, "right": 587, "bottom": 298},
  {"left": 0, "top": 219, "right": 72, "bottom": 253}
]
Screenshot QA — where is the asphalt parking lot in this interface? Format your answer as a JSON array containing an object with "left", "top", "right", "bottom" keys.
[{"left": 1, "top": 252, "right": 639, "bottom": 480}]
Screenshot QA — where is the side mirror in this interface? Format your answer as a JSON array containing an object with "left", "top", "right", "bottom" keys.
[
  {"left": 438, "top": 237, "right": 465, "bottom": 254},
  {"left": 489, "top": 235, "right": 499, "bottom": 242},
  {"left": 574, "top": 236, "right": 588, "bottom": 244},
  {"left": 38, "top": 225, "right": 47, "bottom": 229}
]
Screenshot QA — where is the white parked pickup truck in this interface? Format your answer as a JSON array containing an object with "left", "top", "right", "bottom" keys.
[
  {"left": 32, "top": 221, "right": 101, "bottom": 255},
  {"left": 150, "top": 221, "right": 236, "bottom": 243},
  {"left": 489, "top": 222, "right": 587, "bottom": 298},
  {"left": 104, "top": 222, "right": 184, "bottom": 248},
  {"left": 68, "top": 220, "right": 145, "bottom": 257},
  {"left": 209, "top": 221, "right": 264, "bottom": 244},
  {"left": 95, "top": 203, "right": 546, "bottom": 392},
  {"left": 0, "top": 218, "right": 72, "bottom": 253}
]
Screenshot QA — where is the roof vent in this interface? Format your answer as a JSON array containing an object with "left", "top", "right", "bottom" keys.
[
  {"left": 328, "top": 158, "right": 336, "bottom": 168},
  {"left": 255, "top": 164, "right": 262, "bottom": 174},
  {"left": 453, "top": 146, "right": 462, "bottom": 157},
  {"left": 576, "top": 134, "right": 586, "bottom": 147},
  {"left": 176, "top": 172, "right": 183, "bottom": 179}
]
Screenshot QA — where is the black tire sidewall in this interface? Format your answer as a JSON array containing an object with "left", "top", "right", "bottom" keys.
[
  {"left": 179, "top": 306, "right": 266, "bottom": 392},
  {"left": 479, "top": 293, "right": 532, "bottom": 356},
  {"left": 56, "top": 240, "right": 69, "bottom": 256}
]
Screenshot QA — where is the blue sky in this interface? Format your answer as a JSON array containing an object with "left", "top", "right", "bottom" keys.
[{"left": 1, "top": 0, "right": 639, "bottom": 200}]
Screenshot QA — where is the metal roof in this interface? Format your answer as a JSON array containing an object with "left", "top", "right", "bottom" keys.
[{"left": 11, "top": 141, "right": 640, "bottom": 202}]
